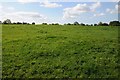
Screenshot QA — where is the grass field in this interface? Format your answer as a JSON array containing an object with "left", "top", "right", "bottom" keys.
[{"left": 2, "top": 24, "right": 119, "bottom": 78}]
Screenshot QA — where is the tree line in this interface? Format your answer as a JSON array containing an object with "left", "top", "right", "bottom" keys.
[
  {"left": 0, "top": 19, "right": 35, "bottom": 25},
  {"left": 0, "top": 19, "right": 120, "bottom": 26},
  {"left": 66, "top": 21, "right": 120, "bottom": 26}
]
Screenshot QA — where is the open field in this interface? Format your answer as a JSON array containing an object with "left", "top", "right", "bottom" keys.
[{"left": 2, "top": 24, "right": 119, "bottom": 78}]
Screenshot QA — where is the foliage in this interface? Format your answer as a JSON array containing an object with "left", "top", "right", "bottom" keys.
[
  {"left": 80, "top": 23, "right": 85, "bottom": 26},
  {"left": 98, "top": 22, "right": 103, "bottom": 26},
  {"left": 32, "top": 22, "right": 35, "bottom": 25},
  {"left": 23, "top": 22, "right": 29, "bottom": 25},
  {"left": 17, "top": 22, "right": 22, "bottom": 24},
  {"left": 42, "top": 23, "right": 47, "bottom": 25},
  {"left": 3, "top": 19, "right": 11, "bottom": 24},
  {"left": 109, "top": 21, "right": 120, "bottom": 26},
  {"left": 67, "top": 23, "right": 71, "bottom": 25},
  {"left": 94, "top": 24, "right": 97, "bottom": 26},
  {"left": 74, "top": 21, "right": 79, "bottom": 25},
  {"left": 1, "top": 19, "right": 120, "bottom": 26},
  {"left": 0, "top": 21, "right": 2, "bottom": 24},
  {"left": 98, "top": 22, "right": 109, "bottom": 26},
  {"left": 54, "top": 23, "right": 59, "bottom": 25}
]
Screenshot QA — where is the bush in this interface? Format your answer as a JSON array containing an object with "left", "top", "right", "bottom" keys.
[
  {"left": 0, "top": 21, "right": 2, "bottom": 24},
  {"left": 109, "top": 21, "right": 120, "bottom": 26},
  {"left": 81, "top": 23, "right": 85, "bottom": 26},
  {"left": 42, "top": 23, "right": 47, "bottom": 25},
  {"left": 32, "top": 22, "right": 35, "bottom": 25},
  {"left": 54, "top": 23, "right": 59, "bottom": 25},
  {"left": 13, "top": 22, "right": 17, "bottom": 24},
  {"left": 23, "top": 22, "right": 28, "bottom": 25},
  {"left": 74, "top": 21, "right": 79, "bottom": 25},
  {"left": 3, "top": 19, "right": 11, "bottom": 24},
  {"left": 17, "top": 22, "right": 22, "bottom": 24},
  {"left": 67, "top": 23, "right": 72, "bottom": 25},
  {"left": 102, "top": 23, "right": 109, "bottom": 26},
  {"left": 94, "top": 24, "right": 97, "bottom": 26}
]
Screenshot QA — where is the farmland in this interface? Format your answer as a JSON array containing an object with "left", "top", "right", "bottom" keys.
[{"left": 2, "top": 24, "right": 119, "bottom": 78}]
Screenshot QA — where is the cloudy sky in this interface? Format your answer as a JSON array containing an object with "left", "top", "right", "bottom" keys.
[{"left": 0, "top": 0, "right": 119, "bottom": 24}]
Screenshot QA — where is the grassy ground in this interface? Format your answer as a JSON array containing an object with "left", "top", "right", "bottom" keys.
[{"left": 2, "top": 24, "right": 119, "bottom": 78}]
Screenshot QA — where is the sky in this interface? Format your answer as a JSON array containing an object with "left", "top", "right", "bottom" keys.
[{"left": 0, "top": 0, "right": 119, "bottom": 24}]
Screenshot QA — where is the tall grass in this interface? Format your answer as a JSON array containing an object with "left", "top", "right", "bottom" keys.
[{"left": 2, "top": 24, "right": 119, "bottom": 78}]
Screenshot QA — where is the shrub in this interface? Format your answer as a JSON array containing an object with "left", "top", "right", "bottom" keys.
[{"left": 32, "top": 22, "right": 35, "bottom": 25}]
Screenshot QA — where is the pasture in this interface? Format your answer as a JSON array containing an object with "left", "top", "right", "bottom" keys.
[{"left": 2, "top": 24, "right": 119, "bottom": 78}]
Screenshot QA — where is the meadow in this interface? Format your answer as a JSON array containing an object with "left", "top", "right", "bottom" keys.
[{"left": 2, "top": 24, "right": 119, "bottom": 78}]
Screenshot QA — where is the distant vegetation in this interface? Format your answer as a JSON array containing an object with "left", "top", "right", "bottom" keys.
[{"left": 0, "top": 19, "right": 120, "bottom": 26}]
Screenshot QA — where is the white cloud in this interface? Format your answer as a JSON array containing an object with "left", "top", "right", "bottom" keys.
[
  {"left": 106, "top": 8, "right": 115, "bottom": 14},
  {"left": 11, "top": 12, "right": 46, "bottom": 19},
  {"left": 2, "top": 11, "right": 47, "bottom": 23},
  {"left": 110, "top": 0, "right": 119, "bottom": 2},
  {"left": 115, "top": 5, "right": 118, "bottom": 10},
  {"left": 106, "top": 4, "right": 119, "bottom": 14},
  {"left": 91, "top": 2, "right": 101, "bottom": 11},
  {"left": 7, "top": 7, "right": 15, "bottom": 11},
  {"left": 115, "top": 4, "right": 120, "bottom": 11},
  {"left": 63, "top": 2, "right": 101, "bottom": 19},
  {"left": 0, "top": 5, "right": 2, "bottom": 20},
  {"left": 0, "top": 5, "right": 15, "bottom": 20},
  {"left": 0, "top": 4, "right": 3, "bottom": 12},
  {"left": 63, "top": 3, "right": 90, "bottom": 19},
  {"left": 18, "top": 0, "right": 37, "bottom": 3},
  {"left": 18, "top": 0, "right": 119, "bottom": 3},
  {"left": 40, "top": 1, "right": 62, "bottom": 8},
  {"left": 93, "top": 13, "right": 105, "bottom": 17},
  {"left": 0, "top": 5, "right": 2, "bottom": 9},
  {"left": 106, "top": 8, "right": 111, "bottom": 12},
  {"left": 0, "top": 5, "right": 15, "bottom": 12},
  {"left": 0, "top": 3, "right": 48, "bottom": 24}
]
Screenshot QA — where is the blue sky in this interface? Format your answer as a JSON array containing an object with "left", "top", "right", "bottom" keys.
[{"left": 0, "top": 0, "right": 119, "bottom": 24}]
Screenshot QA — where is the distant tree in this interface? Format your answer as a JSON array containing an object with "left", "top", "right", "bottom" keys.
[
  {"left": 94, "top": 24, "right": 97, "bottom": 26},
  {"left": 67, "top": 23, "right": 71, "bottom": 25},
  {"left": 86, "top": 24, "right": 89, "bottom": 26},
  {"left": 17, "top": 22, "right": 22, "bottom": 24},
  {"left": 98, "top": 22, "right": 103, "bottom": 26},
  {"left": 86, "top": 24, "right": 91, "bottom": 26},
  {"left": 102, "top": 23, "right": 109, "bottom": 26},
  {"left": 51, "top": 23, "right": 54, "bottom": 25},
  {"left": 23, "top": 22, "right": 28, "bottom": 24},
  {"left": 64, "top": 23, "right": 67, "bottom": 25},
  {"left": 32, "top": 22, "right": 35, "bottom": 25},
  {"left": 91, "top": 24, "right": 93, "bottom": 26},
  {"left": 80, "top": 23, "right": 85, "bottom": 26},
  {"left": 74, "top": 21, "right": 79, "bottom": 25},
  {"left": 109, "top": 21, "right": 120, "bottom": 26},
  {"left": 3, "top": 19, "right": 11, "bottom": 24},
  {"left": 27, "top": 23, "right": 30, "bottom": 25},
  {"left": 13, "top": 22, "right": 17, "bottom": 24},
  {"left": 55, "top": 23, "right": 59, "bottom": 25},
  {"left": 42, "top": 23, "right": 47, "bottom": 25},
  {"left": 0, "top": 21, "right": 2, "bottom": 24},
  {"left": 98, "top": 22, "right": 109, "bottom": 26}
]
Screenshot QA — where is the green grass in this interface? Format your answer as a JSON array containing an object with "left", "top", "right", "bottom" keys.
[{"left": 2, "top": 24, "right": 119, "bottom": 78}]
